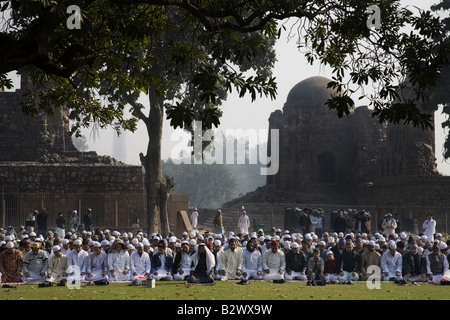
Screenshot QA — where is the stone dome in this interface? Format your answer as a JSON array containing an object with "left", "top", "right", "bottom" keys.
[{"left": 283, "top": 76, "right": 337, "bottom": 111}]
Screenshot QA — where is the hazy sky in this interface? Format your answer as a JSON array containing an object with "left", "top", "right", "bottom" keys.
[{"left": 78, "top": 0, "right": 450, "bottom": 176}]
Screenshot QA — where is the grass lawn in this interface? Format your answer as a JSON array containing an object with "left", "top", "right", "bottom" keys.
[{"left": 0, "top": 280, "right": 448, "bottom": 301}]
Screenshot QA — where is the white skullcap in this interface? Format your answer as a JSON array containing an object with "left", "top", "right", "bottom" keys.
[
  {"left": 143, "top": 240, "right": 151, "bottom": 246},
  {"left": 275, "top": 229, "right": 281, "bottom": 233},
  {"left": 328, "top": 237, "right": 335, "bottom": 244},
  {"left": 30, "top": 232, "right": 36, "bottom": 237},
  {"left": 421, "top": 235, "right": 427, "bottom": 240},
  {"left": 198, "top": 235, "right": 204, "bottom": 241},
  {"left": 101, "top": 240, "right": 110, "bottom": 246},
  {"left": 361, "top": 233, "right": 367, "bottom": 237},
  {"left": 318, "top": 241, "right": 326, "bottom": 246},
  {"left": 436, "top": 233, "right": 442, "bottom": 237},
  {"left": 52, "top": 245, "right": 61, "bottom": 252},
  {"left": 6, "top": 242, "right": 14, "bottom": 249},
  {"left": 291, "top": 242, "right": 299, "bottom": 249},
  {"left": 93, "top": 242, "right": 101, "bottom": 248},
  {"left": 326, "top": 250, "right": 334, "bottom": 255},
  {"left": 259, "top": 236, "right": 265, "bottom": 242},
  {"left": 440, "top": 242, "right": 447, "bottom": 250},
  {"left": 375, "top": 244, "right": 380, "bottom": 250},
  {"left": 104, "top": 229, "right": 110, "bottom": 233},
  {"left": 190, "top": 231, "right": 196, "bottom": 238},
  {"left": 189, "top": 239, "right": 197, "bottom": 246},
  {"left": 169, "top": 236, "right": 177, "bottom": 243},
  {"left": 214, "top": 240, "right": 221, "bottom": 246},
  {"left": 132, "top": 238, "right": 139, "bottom": 244},
  {"left": 399, "top": 232, "right": 407, "bottom": 239},
  {"left": 418, "top": 247, "right": 424, "bottom": 254},
  {"left": 127, "top": 244, "right": 135, "bottom": 250},
  {"left": 274, "top": 235, "right": 280, "bottom": 241},
  {"left": 74, "top": 240, "right": 82, "bottom": 246},
  {"left": 176, "top": 243, "right": 181, "bottom": 248},
  {"left": 136, "top": 242, "right": 144, "bottom": 248},
  {"left": 368, "top": 240, "right": 376, "bottom": 246},
  {"left": 182, "top": 232, "right": 188, "bottom": 236},
  {"left": 62, "top": 239, "right": 69, "bottom": 244},
  {"left": 388, "top": 241, "right": 397, "bottom": 250}
]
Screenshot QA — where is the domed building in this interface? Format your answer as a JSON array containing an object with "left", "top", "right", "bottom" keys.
[{"left": 266, "top": 76, "right": 438, "bottom": 204}]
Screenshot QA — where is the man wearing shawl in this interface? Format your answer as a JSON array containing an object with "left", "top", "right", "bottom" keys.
[
  {"left": 188, "top": 243, "right": 215, "bottom": 283},
  {"left": 0, "top": 242, "right": 23, "bottom": 282}
]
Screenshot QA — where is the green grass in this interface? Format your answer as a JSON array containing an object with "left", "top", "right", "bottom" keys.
[{"left": 0, "top": 280, "right": 449, "bottom": 300}]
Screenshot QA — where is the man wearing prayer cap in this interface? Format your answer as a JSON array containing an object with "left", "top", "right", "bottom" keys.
[
  {"left": 0, "top": 241, "right": 23, "bottom": 282},
  {"left": 426, "top": 244, "right": 449, "bottom": 283},
  {"left": 284, "top": 241, "right": 307, "bottom": 281},
  {"left": 338, "top": 241, "right": 361, "bottom": 284},
  {"left": 237, "top": 240, "right": 263, "bottom": 284},
  {"left": 22, "top": 241, "right": 48, "bottom": 283},
  {"left": 381, "top": 241, "right": 403, "bottom": 282},
  {"left": 402, "top": 243, "right": 426, "bottom": 283},
  {"left": 130, "top": 242, "right": 151, "bottom": 280},
  {"left": 173, "top": 240, "right": 192, "bottom": 281},
  {"left": 85, "top": 241, "right": 109, "bottom": 283},
  {"left": 359, "top": 240, "right": 381, "bottom": 281},
  {"left": 212, "top": 239, "right": 224, "bottom": 281},
  {"left": 47, "top": 245, "right": 68, "bottom": 285},
  {"left": 67, "top": 239, "right": 89, "bottom": 279},
  {"left": 262, "top": 240, "right": 286, "bottom": 283}
]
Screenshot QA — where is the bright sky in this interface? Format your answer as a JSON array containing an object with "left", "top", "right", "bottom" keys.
[{"left": 80, "top": 0, "right": 450, "bottom": 175}]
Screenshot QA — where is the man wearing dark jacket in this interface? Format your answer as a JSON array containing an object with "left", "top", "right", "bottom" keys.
[
  {"left": 150, "top": 241, "right": 174, "bottom": 280},
  {"left": 333, "top": 210, "right": 347, "bottom": 234},
  {"left": 402, "top": 243, "right": 426, "bottom": 283},
  {"left": 285, "top": 242, "right": 308, "bottom": 280},
  {"left": 338, "top": 241, "right": 361, "bottom": 284}
]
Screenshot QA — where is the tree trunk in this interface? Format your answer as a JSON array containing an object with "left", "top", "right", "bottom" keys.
[{"left": 141, "top": 84, "right": 165, "bottom": 236}]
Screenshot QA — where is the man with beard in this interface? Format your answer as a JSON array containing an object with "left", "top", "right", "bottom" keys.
[
  {"left": 426, "top": 244, "right": 449, "bottom": 283},
  {"left": 85, "top": 241, "right": 109, "bottom": 283},
  {"left": 238, "top": 240, "right": 263, "bottom": 284},
  {"left": 381, "top": 241, "right": 403, "bottom": 282},
  {"left": 47, "top": 245, "right": 68, "bottom": 285},
  {"left": 402, "top": 243, "right": 427, "bottom": 283},
  {"left": 338, "top": 241, "right": 361, "bottom": 284},
  {"left": 188, "top": 243, "right": 215, "bottom": 283},
  {"left": 22, "top": 242, "right": 48, "bottom": 283},
  {"left": 0, "top": 242, "right": 23, "bottom": 283},
  {"left": 173, "top": 240, "right": 192, "bottom": 281},
  {"left": 220, "top": 238, "right": 243, "bottom": 281},
  {"left": 359, "top": 240, "right": 381, "bottom": 281},
  {"left": 262, "top": 240, "right": 286, "bottom": 283},
  {"left": 284, "top": 241, "right": 307, "bottom": 281},
  {"left": 130, "top": 242, "right": 151, "bottom": 280},
  {"left": 108, "top": 239, "right": 131, "bottom": 281}
]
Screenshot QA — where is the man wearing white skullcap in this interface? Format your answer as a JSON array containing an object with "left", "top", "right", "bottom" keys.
[
  {"left": 0, "top": 241, "right": 23, "bottom": 282},
  {"left": 85, "top": 241, "right": 109, "bottom": 283},
  {"left": 66, "top": 239, "right": 89, "bottom": 282},
  {"left": 173, "top": 241, "right": 192, "bottom": 281},
  {"left": 238, "top": 240, "right": 263, "bottom": 284},
  {"left": 422, "top": 213, "right": 436, "bottom": 242},
  {"left": 47, "top": 245, "right": 68, "bottom": 285},
  {"left": 359, "top": 240, "right": 381, "bottom": 281},
  {"left": 426, "top": 244, "right": 449, "bottom": 283},
  {"left": 130, "top": 243, "right": 151, "bottom": 280},
  {"left": 402, "top": 243, "right": 426, "bottom": 283},
  {"left": 212, "top": 240, "right": 224, "bottom": 281},
  {"left": 284, "top": 241, "right": 307, "bottom": 281},
  {"left": 381, "top": 241, "right": 403, "bottom": 282}
]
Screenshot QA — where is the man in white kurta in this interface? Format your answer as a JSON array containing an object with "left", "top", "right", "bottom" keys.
[
  {"left": 47, "top": 246, "right": 68, "bottom": 284},
  {"left": 381, "top": 242, "right": 403, "bottom": 281},
  {"left": 238, "top": 211, "right": 251, "bottom": 234},
  {"left": 130, "top": 243, "right": 151, "bottom": 279},
  {"left": 191, "top": 209, "right": 199, "bottom": 229},
  {"left": 220, "top": 238, "right": 243, "bottom": 281},
  {"left": 85, "top": 242, "right": 109, "bottom": 282},
  {"left": 422, "top": 213, "right": 436, "bottom": 242},
  {"left": 108, "top": 240, "right": 131, "bottom": 281},
  {"left": 173, "top": 241, "right": 192, "bottom": 281},
  {"left": 240, "top": 240, "right": 263, "bottom": 282},
  {"left": 262, "top": 241, "right": 286, "bottom": 281},
  {"left": 66, "top": 239, "right": 89, "bottom": 283}
]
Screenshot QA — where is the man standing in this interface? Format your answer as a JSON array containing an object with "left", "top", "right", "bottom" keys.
[
  {"left": 382, "top": 213, "right": 397, "bottom": 237},
  {"left": 262, "top": 240, "right": 286, "bottom": 283},
  {"left": 36, "top": 208, "right": 48, "bottom": 237},
  {"left": 333, "top": 209, "right": 347, "bottom": 234},
  {"left": 83, "top": 208, "right": 94, "bottom": 232},
  {"left": 25, "top": 210, "right": 38, "bottom": 234},
  {"left": 22, "top": 242, "right": 48, "bottom": 283},
  {"left": 55, "top": 212, "right": 66, "bottom": 239},
  {"left": 426, "top": 244, "right": 449, "bottom": 283},
  {"left": 190, "top": 208, "right": 199, "bottom": 230},
  {"left": 150, "top": 241, "right": 173, "bottom": 281},
  {"left": 0, "top": 242, "right": 23, "bottom": 283},
  {"left": 422, "top": 213, "right": 436, "bottom": 242},
  {"left": 220, "top": 238, "right": 243, "bottom": 281},
  {"left": 238, "top": 211, "right": 251, "bottom": 235},
  {"left": 213, "top": 210, "right": 224, "bottom": 234}
]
